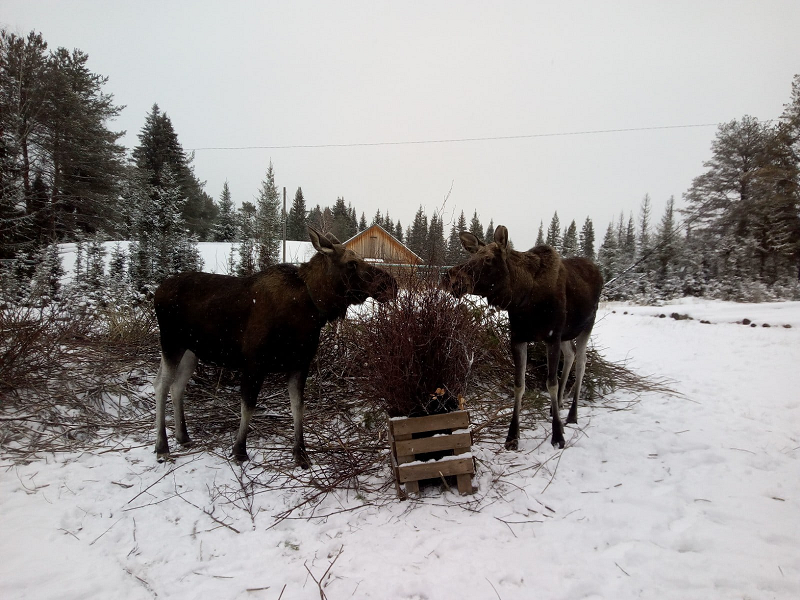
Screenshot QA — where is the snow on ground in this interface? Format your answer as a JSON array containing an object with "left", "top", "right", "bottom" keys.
[
  {"left": 58, "top": 241, "right": 317, "bottom": 282},
  {"left": 2, "top": 300, "right": 799, "bottom": 599}
]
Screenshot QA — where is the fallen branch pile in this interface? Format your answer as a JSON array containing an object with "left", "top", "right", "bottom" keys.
[{"left": 1, "top": 292, "right": 674, "bottom": 521}]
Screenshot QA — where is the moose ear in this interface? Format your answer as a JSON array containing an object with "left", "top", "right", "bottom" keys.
[
  {"left": 308, "top": 226, "right": 336, "bottom": 255},
  {"left": 494, "top": 225, "right": 509, "bottom": 250},
  {"left": 459, "top": 231, "right": 484, "bottom": 254},
  {"left": 325, "top": 231, "right": 342, "bottom": 245}
]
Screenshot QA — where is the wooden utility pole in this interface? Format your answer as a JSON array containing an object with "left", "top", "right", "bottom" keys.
[{"left": 281, "top": 187, "right": 286, "bottom": 262}]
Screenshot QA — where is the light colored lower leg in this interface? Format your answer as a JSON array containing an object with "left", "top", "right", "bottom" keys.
[
  {"left": 234, "top": 402, "right": 254, "bottom": 450},
  {"left": 169, "top": 350, "right": 197, "bottom": 444},
  {"left": 154, "top": 356, "right": 177, "bottom": 455},
  {"left": 507, "top": 342, "right": 527, "bottom": 448},
  {"left": 288, "top": 371, "right": 306, "bottom": 454},
  {"left": 559, "top": 341, "right": 575, "bottom": 409},
  {"left": 568, "top": 330, "right": 591, "bottom": 423}
]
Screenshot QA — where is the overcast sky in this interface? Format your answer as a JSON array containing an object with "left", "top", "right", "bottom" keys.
[{"left": 3, "top": 0, "right": 799, "bottom": 248}]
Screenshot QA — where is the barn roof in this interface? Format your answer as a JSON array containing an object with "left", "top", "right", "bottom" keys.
[{"left": 344, "top": 224, "right": 423, "bottom": 264}]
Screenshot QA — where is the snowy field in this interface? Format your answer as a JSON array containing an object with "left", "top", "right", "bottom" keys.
[{"left": 2, "top": 299, "right": 799, "bottom": 599}]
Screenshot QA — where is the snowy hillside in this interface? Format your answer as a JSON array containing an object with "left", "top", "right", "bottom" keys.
[{"left": 1, "top": 300, "right": 799, "bottom": 599}]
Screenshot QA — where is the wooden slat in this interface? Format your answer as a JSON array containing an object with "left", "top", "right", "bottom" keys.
[
  {"left": 397, "top": 457, "right": 474, "bottom": 483},
  {"left": 456, "top": 473, "right": 472, "bottom": 495},
  {"left": 389, "top": 411, "right": 470, "bottom": 436},
  {"left": 393, "top": 432, "right": 471, "bottom": 457}
]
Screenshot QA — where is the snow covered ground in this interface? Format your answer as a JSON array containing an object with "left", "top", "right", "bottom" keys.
[{"left": 2, "top": 300, "right": 799, "bottom": 599}]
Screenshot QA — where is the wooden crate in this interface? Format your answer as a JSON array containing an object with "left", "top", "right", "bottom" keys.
[{"left": 388, "top": 410, "right": 474, "bottom": 496}]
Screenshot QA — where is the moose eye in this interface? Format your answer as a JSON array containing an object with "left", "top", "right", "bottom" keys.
[{"left": 347, "top": 261, "right": 358, "bottom": 270}]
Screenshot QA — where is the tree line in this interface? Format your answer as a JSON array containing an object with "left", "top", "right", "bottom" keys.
[{"left": 1, "top": 29, "right": 798, "bottom": 304}]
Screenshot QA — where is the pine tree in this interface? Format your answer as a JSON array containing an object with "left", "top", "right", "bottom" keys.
[
  {"left": 409, "top": 206, "right": 428, "bottom": 257},
  {"left": 287, "top": 187, "right": 308, "bottom": 240},
  {"left": 446, "top": 210, "right": 468, "bottom": 264},
  {"left": 212, "top": 181, "right": 237, "bottom": 242},
  {"left": 331, "top": 197, "right": 356, "bottom": 241},
  {"left": 255, "top": 162, "right": 281, "bottom": 270},
  {"left": 597, "top": 223, "right": 619, "bottom": 282},
  {"left": 426, "top": 212, "right": 447, "bottom": 265},
  {"left": 638, "top": 194, "right": 652, "bottom": 259},
  {"left": 546, "top": 212, "right": 561, "bottom": 248},
  {"left": 562, "top": 220, "right": 578, "bottom": 257},
  {"left": 654, "top": 196, "right": 682, "bottom": 286},
  {"left": 132, "top": 104, "right": 216, "bottom": 240},
  {"left": 485, "top": 219, "right": 495, "bottom": 244},
  {"left": 622, "top": 213, "right": 637, "bottom": 265},
  {"left": 0, "top": 30, "right": 126, "bottom": 251},
  {"left": 535, "top": 221, "right": 545, "bottom": 246},
  {"left": 579, "top": 217, "right": 595, "bottom": 260},
  {"left": 468, "top": 211, "right": 484, "bottom": 242}
]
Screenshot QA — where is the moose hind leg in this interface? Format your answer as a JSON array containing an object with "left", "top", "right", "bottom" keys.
[
  {"left": 505, "top": 342, "right": 527, "bottom": 450},
  {"left": 566, "top": 329, "right": 592, "bottom": 425},
  {"left": 169, "top": 350, "right": 198, "bottom": 446},
  {"left": 558, "top": 341, "right": 575, "bottom": 411},
  {"left": 546, "top": 341, "right": 566, "bottom": 448},
  {"left": 154, "top": 352, "right": 182, "bottom": 458},
  {"left": 289, "top": 369, "right": 311, "bottom": 468}
]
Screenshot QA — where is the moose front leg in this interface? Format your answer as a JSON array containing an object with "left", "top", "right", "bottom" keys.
[
  {"left": 232, "top": 372, "right": 263, "bottom": 462},
  {"left": 505, "top": 341, "right": 527, "bottom": 450},
  {"left": 288, "top": 369, "right": 311, "bottom": 469},
  {"left": 546, "top": 340, "right": 566, "bottom": 448}
]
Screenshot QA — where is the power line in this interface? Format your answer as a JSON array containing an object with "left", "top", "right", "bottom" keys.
[{"left": 187, "top": 123, "right": 721, "bottom": 151}]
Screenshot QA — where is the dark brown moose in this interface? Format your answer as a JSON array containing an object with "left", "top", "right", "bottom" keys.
[
  {"left": 445, "top": 225, "right": 603, "bottom": 449},
  {"left": 153, "top": 227, "right": 398, "bottom": 467}
]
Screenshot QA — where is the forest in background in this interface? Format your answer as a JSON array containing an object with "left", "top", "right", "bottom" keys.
[{"left": 2, "top": 29, "right": 799, "bottom": 305}]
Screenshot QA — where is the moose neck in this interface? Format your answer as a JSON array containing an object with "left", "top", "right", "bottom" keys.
[
  {"left": 298, "top": 255, "right": 350, "bottom": 322},
  {"left": 503, "top": 246, "right": 560, "bottom": 311}
]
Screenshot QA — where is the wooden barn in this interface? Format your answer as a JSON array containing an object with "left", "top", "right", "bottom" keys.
[{"left": 344, "top": 224, "right": 423, "bottom": 277}]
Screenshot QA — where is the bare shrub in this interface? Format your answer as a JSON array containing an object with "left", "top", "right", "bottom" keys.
[
  {"left": 347, "top": 272, "right": 490, "bottom": 417},
  {"left": 0, "top": 305, "right": 66, "bottom": 394}
]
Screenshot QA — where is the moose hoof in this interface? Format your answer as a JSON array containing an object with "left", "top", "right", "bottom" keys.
[
  {"left": 566, "top": 414, "right": 578, "bottom": 425},
  {"left": 231, "top": 444, "right": 250, "bottom": 463},
  {"left": 175, "top": 431, "right": 192, "bottom": 447},
  {"left": 504, "top": 437, "right": 519, "bottom": 451},
  {"left": 293, "top": 447, "right": 311, "bottom": 469},
  {"left": 551, "top": 432, "right": 566, "bottom": 449},
  {"left": 155, "top": 438, "right": 170, "bottom": 460}
]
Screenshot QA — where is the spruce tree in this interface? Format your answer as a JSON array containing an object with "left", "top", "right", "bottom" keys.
[
  {"left": 358, "top": 212, "right": 368, "bottom": 232},
  {"left": 331, "top": 197, "right": 356, "bottom": 241},
  {"left": 535, "top": 221, "right": 545, "bottom": 246},
  {"left": 638, "top": 194, "right": 652, "bottom": 259},
  {"left": 212, "top": 181, "right": 237, "bottom": 242},
  {"left": 426, "top": 212, "right": 447, "bottom": 265},
  {"left": 485, "top": 219, "right": 495, "bottom": 244},
  {"left": 447, "top": 210, "right": 468, "bottom": 264},
  {"left": 409, "top": 206, "right": 428, "bottom": 257},
  {"left": 255, "top": 162, "right": 281, "bottom": 270},
  {"left": 133, "top": 104, "right": 216, "bottom": 240},
  {"left": 597, "top": 223, "right": 619, "bottom": 282},
  {"left": 287, "top": 187, "right": 308, "bottom": 240},
  {"left": 394, "top": 220, "right": 404, "bottom": 242},
  {"left": 562, "top": 220, "right": 578, "bottom": 257},
  {"left": 546, "top": 212, "right": 561, "bottom": 248},
  {"left": 468, "top": 211, "right": 484, "bottom": 242},
  {"left": 579, "top": 217, "right": 595, "bottom": 260}
]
